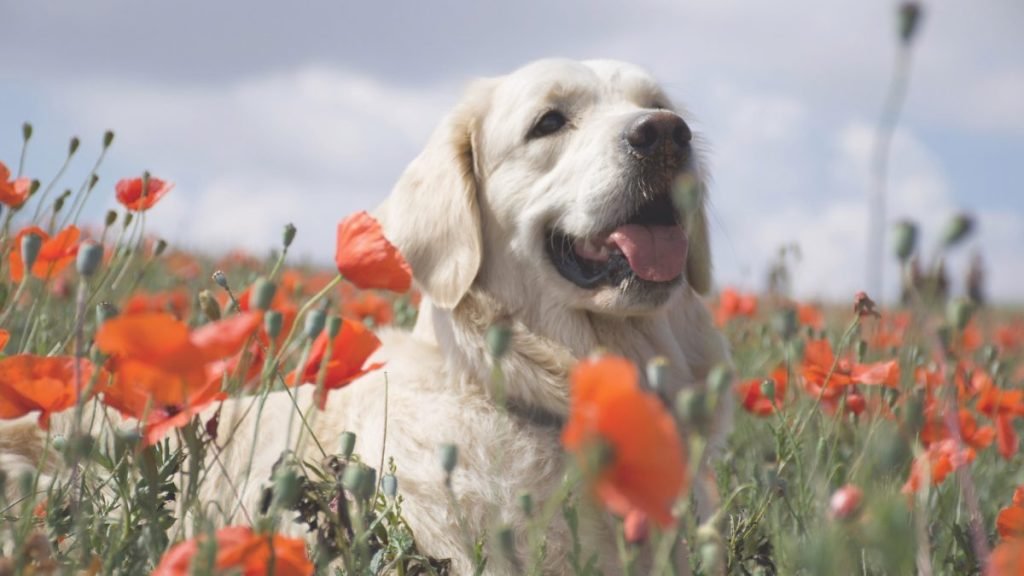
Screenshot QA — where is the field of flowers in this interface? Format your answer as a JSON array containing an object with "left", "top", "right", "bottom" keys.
[{"left": 0, "top": 119, "right": 1023, "bottom": 576}]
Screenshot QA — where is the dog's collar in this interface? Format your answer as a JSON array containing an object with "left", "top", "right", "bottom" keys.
[{"left": 504, "top": 398, "right": 566, "bottom": 430}]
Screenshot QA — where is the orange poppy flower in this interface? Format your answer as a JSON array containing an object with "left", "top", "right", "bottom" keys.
[
  {"left": 796, "top": 302, "right": 825, "bottom": 330},
  {"left": 998, "top": 488, "right": 1024, "bottom": 540},
  {"left": 0, "top": 355, "right": 104, "bottom": 428},
  {"left": 714, "top": 288, "right": 757, "bottom": 326},
  {"left": 0, "top": 329, "right": 8, "bottom": 351},
  {"left": 342, "top": 291, "right": 394, "bottom": 326},
  {"left": 0, "top": 161, "right": 31, "bottom": 208},
  {"left": 920, "top": 409, "right": 994, "bottom": 451},
  {"left": 124, "top": 290, "right": 191, "bottom": 319},
  {"left": 989, "top": 538, "right": 1024, "bottom": 576},
  {"left": 335, "top": 211, "right": 412, "bottom": 293},
  {"left": 901, "top": 439, "right": 976, "bottom": 494},
  {"left": 735, "top": 365, "right": 788, "bottom": 416},
  {"left": 95, "top": 312, "right": 262, "bottom": 443},
  {"left": 152, "top": 526, "right": 313, "bottom": 576},
  {"left": 8, "top": 225, "right": 81, "bottom": 282},
  {"left": 287, "top": 317, "right": 383, "bottom": 409},
  {"left": 996, "top": 413, "right": 1019, "bottom": 460},
  {"left": 801, "top": 339, "right": 900, "bottom": 394},
  {"left": 115, "top": 176, "right": 173, "bottom": 212},
  {"left": 562, "top": 355, "right": 687, "bottom": 527}
]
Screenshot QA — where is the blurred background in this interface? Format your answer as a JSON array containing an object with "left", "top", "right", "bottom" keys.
[{"left": 1, "top": 0, "right": 1021, "bottom": 302}]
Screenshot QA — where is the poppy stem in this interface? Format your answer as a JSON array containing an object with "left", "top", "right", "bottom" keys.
[{"left": 271, "top": 274, "right": 342, "bottom": 369}]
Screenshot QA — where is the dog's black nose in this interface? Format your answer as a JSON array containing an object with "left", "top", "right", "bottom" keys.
[{"left": 624, "top": 111, "right": 692, "bottom": 159}]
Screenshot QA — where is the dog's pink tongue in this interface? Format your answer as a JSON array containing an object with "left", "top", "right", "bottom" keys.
[{"left": 608, "top": 225, "right": 687, "bottom": 282}]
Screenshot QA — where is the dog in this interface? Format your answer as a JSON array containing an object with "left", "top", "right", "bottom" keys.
[{"left": 2, "top": 58, "right": 730, "bottom": 574}]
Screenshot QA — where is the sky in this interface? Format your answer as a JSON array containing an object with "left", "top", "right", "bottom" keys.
[{"left": 1, "top": 0, "right": 1022, "bottom": 303}]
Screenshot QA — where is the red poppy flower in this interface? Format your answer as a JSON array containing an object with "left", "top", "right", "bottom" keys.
[
  {"left": 801, "top": 339, "right": 900, "bottom": 394},
  {"left": 287, "top": 317, "right": 383, "bottom": 409},
  {"left": 989, "top": 538, "right": 1024, "bottom": 576},
  {"left": 8, "top": 225, "right": 81, "bottom": 282},
  {"left": 233, "top": 284, "right": 297, "bottom": 347},
  {"left": 342, "top": 291, "right": 394, "bottom": 326},
  {"left": 0, "top": 355, "right": 104, "bottom": 428},
  {"left": 829, "top": 484, "right": 864, "bottom": 521},
  {"left": 152, "top": 526, "right": 313, "bottom": 576},
  {"left": 0, "top": 161, "right": 31, "bottom": 208},
  {"left": 95, "top": 312, "right": 262, "bottom": 443},
  {"left": 735, "top": 365, "right": 788, "bottom": 416},
  {"left": 124, "top": 290, "right": 191, "bottom": 319},
  {"left": 901, "top": 439, "right": 976, "bottom": 494},
  {"left": 562, "top": 355, "right": 687, "bottom": 527},
  {"left": 335, "top": 211, "right": 412, "bottom": 292},
  {"left": 796, "top": 302, "right": 825, "bottom": 330},
  {"left": 997, "top": 488, "right": 1024, "bottom": 540},
  {"left": 115, "top": 176, "right": 174, "bottom": 212},
  {"left": 0, "top": 329, "right": 8, "bottom": 351},
  {"left": 920, "top": 409, "right": 994, "bottom": 451},
  {"left": 714, "top": 288, "right": 757, "bottom": 326}
]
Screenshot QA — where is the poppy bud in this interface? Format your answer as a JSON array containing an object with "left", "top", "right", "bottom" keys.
[
  {"left": 18, "top": 470, "right": 34, "bottom": 499},
  {"left": 103, "top": 130, "right": 115, "bottom": 149},
  {"left": 104, "top": 209, "right": 118, "bottom": 228},
  {"left": 341, "top": 465, "right": 369, "bottom": 498},
  {"left": 0, "top": 284, "right": 7, "bottom": 310},
  {"left": 211, "top": 270, "right": 229, "bottom": 290},
  {"left": 487, "top": 322, "right": 512, "bottom": 359},
  {"left": 282, "top": 223, "right": 297, "bottom": 249},
  {"left": 20, "top": 232, "right": 43, "bottom": 273},
  {"left": 62, "top": 433, "right": 95, "bottom": 464},
  {"left": 76, "top": 242, "right": 103, "bottom": 277},
  {"left": 272, "top": 467, "right": 301, "bottom": 510},
  {"left": 69, "top": 136, "right": 80, "bottom": 155},
  {"left": 381, "top": 473, "right": 398, "bottom": 499},
  {"left": 264, "top": 310, "right": 283, "bottom": 340},
  {"left": 760, "top": 378, "right": 776, "bottom": 403},
  {"left": 22, "top": 122, "right": 32, "bottom": 142},
  {"left": 122, "top": 212, "right": 134, "bottom": 228},
  {"left": 198, "top": 290, "right": 221, "bottom": 321},
  {"left": 853, "top": 291, "right": 880, "bottom": 318},
  {"left": 495, "top": 525, "right": 518, "bottom": 565},
  {"left": 338, "top": 431, "right": 356, "bottom": 459},
  {"left": 249, "top": 277, "right": 277, "bottom": 312},
  {"left": 517, "top": 492, "right": 533, "bottom": 517},
  {"left": 96, "top": 301, "right": 119, "bottom": 325},
  {"left": 113, "top": 428, "right": 141, "bottom": 461},
  {"left": 88, "top": 174, "right": 99, "bottom": 191},
  {"left": 891, "top": 220, "right": 917, "bottom": 262},
  {"left": 675, "top": 389, "right": 709, "bottom": 434},
  {"left": 946, "top": 298, "right": 974, "bottom": 331},
  {"left": 855, "top": 339, "right": 868, "bottom": 363},
  {"left": 898, "top": 2, "right": 922, "bottom": 44},
  {"left": 696, "top": 524, "right": 725, "bottom": 573},
  {"left": 942, "top": 213, "right": 974, "bottom": 248},
  {"left": 439, "top": 443, "right": 458, "bottom": 474},
  {"left": 327, "top": 316, "right": 342, "bottom": 339},
  {"left": 645, "top": 356, "right": 669, "bottom": 393},
  {"left": 153, "top": 238, "right": 168, "bottom": 257},
  {"left": 53, "top": 195, "right": 66, "bottom": 214},
  {"left": 707, "top": 364, "right": 733, "bottom": 397},
  {"left": 772, "top": 307, "right": 798, "bottom": 340},
  {"left": 304, "top": 309, "right": 326, "bottom": 340}
]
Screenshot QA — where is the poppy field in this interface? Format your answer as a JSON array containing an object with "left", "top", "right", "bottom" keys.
[{"left": 0, "top": 122, "right": 1023, "bottom": 576}]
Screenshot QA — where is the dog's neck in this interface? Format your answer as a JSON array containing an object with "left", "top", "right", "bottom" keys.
[{"left": 416, "top": 286, "right": 727, "bottom": 421}]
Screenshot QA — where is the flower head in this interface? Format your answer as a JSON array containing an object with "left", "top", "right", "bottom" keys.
[
  {"left": 115, "top": 175, "right": 173, "bottom": 212},
  {"left": 335, "top": 211, "right": 412, "bottom": 292},
  {"left": 287, "top": 317, "right": 383, "bottom": 409},
  {"left": 8, "top": 225, "right": 81, "bottom": 282},
  {"left": 152, "top": 526, "right": 312, "bottom": 576},
  {"left": 0, "top": 161, "right": 31, "bottom": 208},
  {"left": 0, "top": 355, "right": 104, "bottom": 428}
]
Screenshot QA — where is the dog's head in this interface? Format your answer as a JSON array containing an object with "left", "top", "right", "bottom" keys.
[{"left": 378, "top": 59, "right": 712, "bottom": 317}]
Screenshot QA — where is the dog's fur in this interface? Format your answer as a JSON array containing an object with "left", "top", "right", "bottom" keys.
[{"left": 1, "top": 59, "right": 730, "bottom": 575}]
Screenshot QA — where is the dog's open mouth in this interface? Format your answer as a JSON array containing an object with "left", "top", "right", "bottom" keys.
[{"left": 546, "top": 193, "right": 687, "bottom": 289}]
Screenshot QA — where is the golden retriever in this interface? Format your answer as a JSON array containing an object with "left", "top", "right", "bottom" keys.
[{"left": 2, "top": 58, "right": 730, "bottom": 575}]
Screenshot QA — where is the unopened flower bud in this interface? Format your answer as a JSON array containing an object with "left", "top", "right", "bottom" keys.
[
  {"left": 264, "top": 311, "right": 283, "bottom": 340},
  {"left": 855, "top": 339, "right": 868, "bottom": 363},
  {"left": 707, "top": 364, "right": 733, "bottom": 396},
  {"left": 249, "top": 277, "right": 277, "bottom": 312},
  {"left": 104, "top": 210, "right": 118, "bottom": 228},
  {"left": 212, "top": 270, "right": 229, "bottom": 290},
  {"left": 122, "top": 212, "right": 134, "bottom": 228},
  {"left": 29, "top": 179, "right": 40, "bottom": 197},
  {"left": 381, "top": 473, "right": 398, "bottom": 499},
  {"left": 326, "top": 316, "right": 342, "bottom": 339},
  {"left": 517, "top": 492, "right": 533, "bottom": 517},
  {"left": 272, "top": 467, "right": 301, "bottom": 510},
  {"left": 282, "top": 223, "right": 297, "bottom": 249},
  {"left": 342, "top": 465, "right": 370, "bottom": 499},
  {"left": 153, "top": 238, "right": 168, "bottom": 257},
  {"left": 496, "top": 525, "right": 517, "bottom": 565},
  {"left": 946, "top": 298, "right": 974, "bottom": 331},
  {"left": 892, "top": 220, "right": 917, "bottom": 262},
  {"left": 675, "top": 389, "right": 709, "bottom": 433},
  {"left": 198, "top": 290, "right": 221, "bottom": 321},
  {"left": 829, "top": 484, "right": 864, "bottom": 521},
  {"left": 338, "top": 431, "right": 356, "bottom": 459},
  {"left": 22, "top": 122, "right": 32, "bottom": 142},
  {"left": 853, "top": 291, "right": 880, "bottom": 318},
  {"left": 696, "top": 524, "right": 725, "bottom": 573},
  {"left": 88, "top": 174, "right": 99, "bottom": 191},
  {"left": 20, "top": 233, "right": 43, "bottom": 272},
  {"left": 103, "top": 130, "right": 115, "bottom": 149},
  {"left": 76, "top": 241, "right": 103, "bottom": 277},
  {"left": 942, "top": 213, "right": 974, "bottom": 248},
  {"left": 760, "top": 378, "right": 776, "bottom": 403},
  {"left": 646, "top": 356, "right": 669, "bottom": 393},
  {"left": 487, "top": 322, "right": 511, "bottom": 359},
  {"left": 96, "top": 301, "right": 119, "bottom": 325},
  {"left": 898, "top": 2, "right": 923, "bottom": 44},
  {"left": 69, "top": 136, "right": 80, "bottom": 155},
  {"left": 439, "top": 443, "right": 458, "bottom": 474},
  {"left": 772, "top": 307, "right": 798, "bottom": 340},
  {"left": 304, "top": 309, "right": 326, "bottom": 340}
]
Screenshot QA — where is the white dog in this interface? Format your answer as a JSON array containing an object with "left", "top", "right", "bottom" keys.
[{"left": 3, "top": 59, "right": 730, "bottom": 575}]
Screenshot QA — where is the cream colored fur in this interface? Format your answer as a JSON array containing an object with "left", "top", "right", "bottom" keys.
[{"left": 1, "top": 59, "right": 731, "bottom": 575}]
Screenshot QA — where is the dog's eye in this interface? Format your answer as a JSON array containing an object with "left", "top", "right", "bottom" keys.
[{"left": 528, "top": 110, "right": 568, "bottom": 139}]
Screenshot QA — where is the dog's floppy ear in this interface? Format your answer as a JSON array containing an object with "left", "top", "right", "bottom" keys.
[
  {"left": 678, "top": 174, "right": 713, "bottom": 295},
  {"left": 376, "top": 80, "right": 494, "bottom": 309}
]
